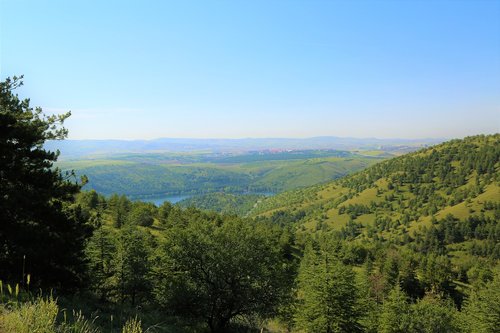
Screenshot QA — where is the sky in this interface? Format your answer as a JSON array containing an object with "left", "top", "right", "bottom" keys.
[{"left": 1, "top": 0, "right": 499, "bottom": 140}]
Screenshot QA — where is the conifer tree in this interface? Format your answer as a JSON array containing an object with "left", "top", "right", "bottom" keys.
[
  {"left": 378, "top": 285, "right": 411, "bottom": 333},
  {"left": 461, "top": 271, "right": 500, "bottom": 332},
  {"left": 295, "top": 244, "right": 364, "bottom": 333},
  {"left": 115, "top": 225, "right": 153, "bottom": 306},
  {"left": 85, "top": 224, "right": 118, "bottom": 301},
  {"left": 0, "top": 76, "right": 91, "bottom": 288},
  {"left": 410, "top": 295, "right": 459, "bottom": 333}
]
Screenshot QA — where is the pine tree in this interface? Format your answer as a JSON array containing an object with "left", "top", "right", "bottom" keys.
[
  {"left": 295, "top": 244, "right": 364, "bottom": 333},
  {"left": 0, "top": 76, "right": 91, "bottom": 288},
  {"left": 115, "top": 225, "right": 153, "bottom": 306},
  {"left": 378, "top": 285, "right": 411, "bottom": 333},
  {"left": 358, "top": 257, "right": 381, "bottom": 333},
  {"left": 410, "top": 295, "right": 459, "bottom": 333},
  {"left": 108, "top": 194, "right": 130, "bottom": 228},
  {"left": 85, "top": 224, "right": 118, "bottom": 301},
  {"left": 461, "top": 271, "right": 500, "bottom": 333}
]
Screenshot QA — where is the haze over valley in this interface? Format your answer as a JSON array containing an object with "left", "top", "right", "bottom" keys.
[{"left": 51, "top": 136, "right": 442, "bottom": 204}]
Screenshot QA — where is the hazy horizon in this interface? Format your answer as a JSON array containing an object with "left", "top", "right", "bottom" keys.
[
  {"left": 57, "top": 134, "right": 451, "bottom": 141},
  {"left": 2, "top": 1, "right": 499, "bottom": 140}
]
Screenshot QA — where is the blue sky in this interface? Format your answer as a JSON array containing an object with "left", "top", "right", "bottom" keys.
[{"left": 1, "top": 0, "right": 499, "bottom": 139}]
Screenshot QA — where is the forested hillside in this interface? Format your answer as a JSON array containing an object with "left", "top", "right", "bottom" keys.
[
  {"left": 250, "top": 134, "right": 500, "bottom": 332},
  {"left": 9, "top": 134, "right": 494, "bottom": 333},
  {"left": 253, "top": 135, "right": 499, "bottom": 237},
  {"left": 66, "top": 134, "right": 498, "bottom": 333},
  {"left": 56, "top": 151, "right": 383, "bottom": 198},
  {"left": 2, "top": 78, "right": 499, "bottom": 333}
]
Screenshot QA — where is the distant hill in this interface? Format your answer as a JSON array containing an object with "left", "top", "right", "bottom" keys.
[
  {"left": 56, "top": 150, "right": 386, "bottom": 199},
  {"left": 46, "top": 136, "right": 443, "bottom": 159},
  {"left": 251, "top": 134, "right": 500, "bottom": 241}
]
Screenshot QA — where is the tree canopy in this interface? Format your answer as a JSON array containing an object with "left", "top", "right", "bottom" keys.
[
  {"left": 0, "top": 76, "right": 90, "bottom": 288},
  {"left": 154, "top": 216, "right": 290, "bottom": 332}
]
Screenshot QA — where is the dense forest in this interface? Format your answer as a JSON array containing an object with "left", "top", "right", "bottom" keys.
[
  {"left": 177, "top": 192, "right": 265, "bottom": 216},
  {"left": 1, "top": 77, "right": 499, "bottom": 332}
]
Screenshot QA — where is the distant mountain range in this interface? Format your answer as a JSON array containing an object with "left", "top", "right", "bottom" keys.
[{"left": 46, "top": 136, "right": 445, "bottom": 159}]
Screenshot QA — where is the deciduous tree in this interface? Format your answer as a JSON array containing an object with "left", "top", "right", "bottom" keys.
[{"left": 154, "top": 216, "right": 288, "bottom": 332}]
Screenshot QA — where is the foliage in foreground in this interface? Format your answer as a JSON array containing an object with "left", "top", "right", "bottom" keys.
[
  {"left": 0, "top": 295, "right": 143, "bottom": 333},
  {"left": 154, "top": 216, "right": 291, "bottom": 332},
  {"left": 0, "top": 76, "right": 91, "bottom": 289},
  {"left": 77, "top": 189, "right": 500, "bottom": 332}
]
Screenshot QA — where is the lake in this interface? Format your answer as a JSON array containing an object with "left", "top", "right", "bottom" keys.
[
  {"left": 136, "top": 192, "right": 275, "bottom": 206},
  {"left": 138, "top": 195, "right": 193, "bottom": 206}
]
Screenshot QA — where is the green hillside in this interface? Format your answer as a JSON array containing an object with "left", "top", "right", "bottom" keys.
[
  {"left": 5, "top": 132, "right": 500, "bottom": 333},
  {"left": 252, "top": 134, "right": 500, "bottom": 242},
  {"left": 3, "top": 80, "right": 498, "bottom": 333},
  {"left": 57, "top": 151, "right": 384, "bottom": 198}
]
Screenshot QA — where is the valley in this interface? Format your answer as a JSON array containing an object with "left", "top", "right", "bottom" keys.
[
  {"left": 68, "top": 134, "right": 499, "bottom": 332},
  {"left": 56, "top": 149, "right": 389, "bottom": 200},
  {"left": 3, "top": 2, "right": 499, "bottom": 331},
  {"left": 2, "top": 92, "right": 499, "bottom": 333}
]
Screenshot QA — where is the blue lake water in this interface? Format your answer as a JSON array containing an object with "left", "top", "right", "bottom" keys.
[
  {"left": 137, "top": 192, "right": 275, "bottom": 206},
  {"left": 135, "top": 195, "right": 192, "bottom": 206}
]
